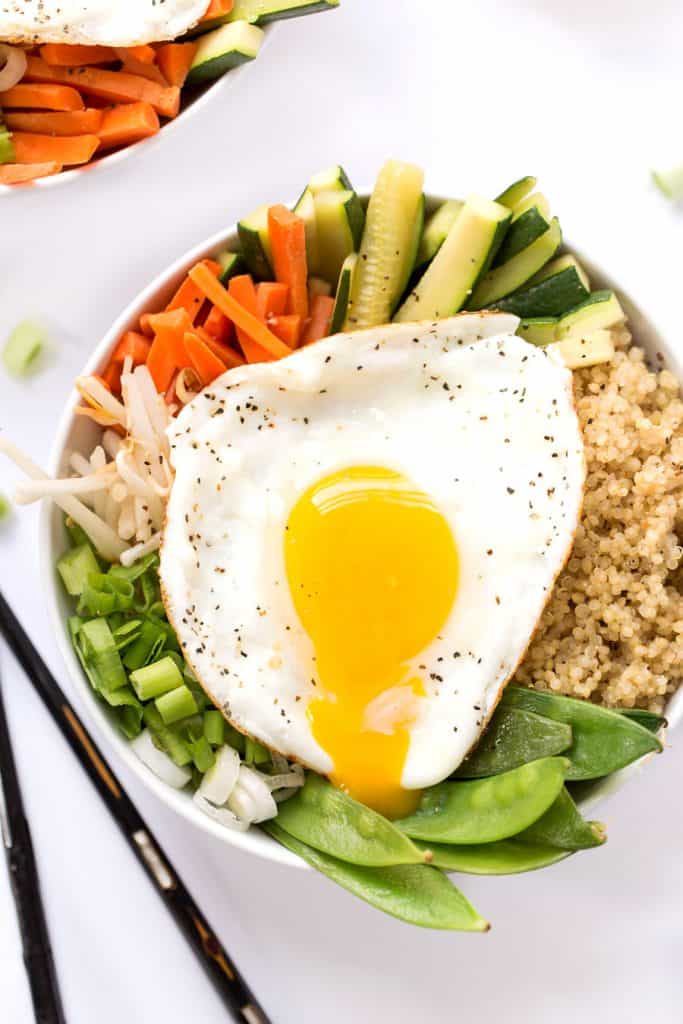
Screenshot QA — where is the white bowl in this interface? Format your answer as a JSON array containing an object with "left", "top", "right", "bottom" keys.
[
  {"left": 0, "top": 25, "right": 275, "bottom": 196},
  {"left": 40, "top": 197, "right": 683, "bottom": 868}
]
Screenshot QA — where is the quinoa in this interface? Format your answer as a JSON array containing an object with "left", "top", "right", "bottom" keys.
[{"left": 516, "top": 325, "right": 683, "bottom": 712}]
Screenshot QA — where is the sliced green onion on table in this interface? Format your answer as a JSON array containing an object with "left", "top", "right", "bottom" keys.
[{"left": 2, "top": 320, "right": 47, "bottom": 377}]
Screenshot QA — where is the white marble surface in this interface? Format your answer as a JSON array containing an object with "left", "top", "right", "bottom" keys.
[{"left": 2, "top": 1, "right": 683, "bottom": 1021}]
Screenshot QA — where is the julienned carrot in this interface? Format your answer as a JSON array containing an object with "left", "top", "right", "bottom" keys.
[
  {"left": 116, "top": 49, "right": 168, "bottom": 86},
  {"left": 146, "top": 307, "right": 193, "bottom": 392},
  {"left": 203, "top": 304, "right": 234, "bottom": 346},
  {"left": 25, "top": 57, "right": 181, "bottom": 119},
  {"left": 268, "top": 314, "right": 302, "bottom": 348},
  {"left": 146, "top": 307, "right": 193, "bottom": 339},
  {"left": 226, "top": 275, "right": 270, "bottom": 363},
  {"left": 139, "top": 313, "right": 154, "bottom": 337},
  {"left": 155, "top": 43, "right": 198, "bottom": 88},
  {"left": 40, "top": 44, "right": 117, "bottom": 66},
  {"left": 166, "top": 260, "right": 221, "bottom": 319},
  {"left": 11, "top": 132, "right": 100, "bottom": 167},
  {"left": 199, "top": 330, "right": 245, "bottom": 369},
  {"left": 125, "top": 45, "right": 157, "bottom": 64},
  {"left": 189, "top": 265, "right": 293, "bottom": 361},
  {"left": 256, "top": 281, "right": 288, "bottom": 319},
  {"left": 102, "top": 362, "right": 122, "bottom": 395},
  {"left": 0, "top": 162, "right": 62, "bottom": 185},
  {"left": 0, "top": 83, "right": 85, "bottom": 111},
  {"left": 183, "top": 332, "right": 228, "bottom": 386},
  {"left": 4, "top": 109, "right": 103, "bottom": 136},
  {"left": 302, "top": 294, "right": 335, "bottom": 346},
  {"left": 267, "top": 205, "right": 309, "bottom": 319},
  {"left": 111, "top": 331, "right": 151, "bottom": 365},
  {"left": 97, "top": 103, "right": 160, "bottom": 150}
]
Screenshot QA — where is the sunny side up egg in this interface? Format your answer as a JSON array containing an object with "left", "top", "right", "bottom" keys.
[
  {"left": 0, "top": 0, "right": 209, "bottom": 46},
  {"left": 160, "top": 313, "right": 585, "bottom": 819}
]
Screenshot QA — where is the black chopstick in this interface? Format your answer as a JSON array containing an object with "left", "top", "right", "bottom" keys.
[
  {"left": 0, "top": 666, "right": 67, "bottom": 1024},
  {"left": 0, "top": 590, "right": 271, "bottom": 1024}
]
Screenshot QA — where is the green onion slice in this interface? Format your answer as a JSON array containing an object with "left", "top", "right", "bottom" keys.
[{"left": 2, "top": 320, "right": 47, "bottom": 377}]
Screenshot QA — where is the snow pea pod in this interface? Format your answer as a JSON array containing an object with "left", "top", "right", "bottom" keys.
[
  {"left": 502, "top": 686, "right": 662, "bottom": 780},
  {"left": 516, "top": 786, "right": 605, "bottom": 850},
  {"left": 395, "top": 757, "right": 568, "bottom": 844},
  {"left": 263, "top": 822, "right": 489, "bottom": 932},
  {"left": 617, "top": 708, "right": 667, "bottom": 735},
  {"left": 454, "top": 706, "right": 572, "bottom": 778},
  {"left": 416, "top": 839, "right": 571, "bottom": 875},
  {"left": 274, "top": 773, "right": 427, "bottom": 866}
]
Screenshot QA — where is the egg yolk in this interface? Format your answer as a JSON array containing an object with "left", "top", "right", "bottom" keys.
[{"left": 284, "top": 466, "right": 459, "bottom": 819}]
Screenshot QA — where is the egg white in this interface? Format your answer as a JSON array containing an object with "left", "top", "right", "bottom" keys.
[
  {"left": 160, "top": 313, "right": 585, "bottom": 790},
  {"left": 1, "top": 0, "right": 209, "bottom": 46}
]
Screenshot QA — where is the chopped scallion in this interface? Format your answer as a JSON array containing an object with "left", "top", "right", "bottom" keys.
[
  {"left": 2, "top": 320, "right": 47, "bottom": 377},
  {"left": 143, "top": 705, "right": 193, "bottom": 767},
  {"left": 111, "top": 619, "right": 142, "bottom": 651},
  {"left": 130, "top": 655, "right": 183, "bottom": 701},
  {"left": 155, "top": 684, "right": 198, "bottom": 725},
  {"left": 244, "top": 736, "right": 270, "bottom": 765},
  {"left": 106, "top": 687, "right": 144, "bottom": 738},
  {"left": 79, "top": 618, "right": 128, "bottom": 695},
  {"left": 0, "top": 493, "right": 11, "bottom": 522},
  {"left": 203, "top": 709, "right": 225, "bottom": 747},
  {"left": 652, "top": 163, "right": 683, "bottom": 202},
  {"left": 79, "top": 572, "right": 135, "bottom": 616},
  {"left": 189, "top": 735, "right": 215, "bottom": 773},
  {"left": 65, "top": 518, "right": 90, "bottom": 548},
  {"left": 122, "top": 618, "right": 166, "bottom": 671},
  {"left": 57, "top": 543, "right": 100, "bottom": 597}
]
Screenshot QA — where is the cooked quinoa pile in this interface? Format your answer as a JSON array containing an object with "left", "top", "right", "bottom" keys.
[{"left": 516, "top": 325, "right": 683, "bottom": 712}]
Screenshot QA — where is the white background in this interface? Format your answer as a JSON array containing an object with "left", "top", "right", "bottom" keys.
[{"left": 2, "top": 1, "right": 683, "bottom": 1021}]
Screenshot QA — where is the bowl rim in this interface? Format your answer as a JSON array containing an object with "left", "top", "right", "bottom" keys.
[
  {"left": 39, "top": 193, "right": 683, "bottom": 869},
  {"left": 0, "top": 23, "right": 276, "bottom": 197}
]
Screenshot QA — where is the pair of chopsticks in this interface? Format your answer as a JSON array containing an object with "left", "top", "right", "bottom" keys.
[{"left": 0, "top": 590, "right": 271, "bottom": 1024}]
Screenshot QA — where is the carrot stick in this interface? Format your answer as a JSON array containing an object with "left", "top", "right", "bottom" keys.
[
  {"left": 227, "top": 276, "right": 271, "bottom": 362},
  {"left": 116, "top": 49, "right": 168, "bottom": 86},
  {"left": 102, "top": 362, "right": 122, "bottom": 396},
  {"left": 0, "top": 83, "right": 85, "bottom": 111},
  {"left": 164, "top": 260, "right": 221, "bottom": 323},
  {"left": 183, "top": 332, "right": 229, "bottom": 386},
  {"left": 4, "top": 109, "right": 103, "bottom": 136},
  {"left": 189, "top": 264, "right": 293, "bottom": 361},
  {"left": 97, "top": 102, "right": 160, "bottom": 150},
  {"left": 124, "top": 45, "right": 157, "bottom": 64},
  {"left": 138, "top": 313, "right": 154, "bottom": 338},
  {"left": 268, "top": 314, "right": 302, "bottom": 348},
  {"left": 267, "top": 205, "right": 309, "bottom": 319},
  {"left": 203, "top": 304, "right": 234, "bottom": 346},
  {"left": 198, "top": 331, "right": 245, "bottom": 369},
  {"left": 146, "top": 307, "right": 193, "bottom": 340},
  {"left": 0, "top": 162, "right": 62, "bottom": 185},
  {"left": 11, "top": 132, "right": 100, "bottom": 166},
  {"left": 256, "top": 281, "right": 288, "bottom": 319},
  {"left": 111, "top": 331, "right": 151, "bottom": 365},
  {"left": 24, "top": 57, "right": 181, "bottom": 119},
  {"left": 301, "top": 294, "right": 335, "bottom": 346},
  {"left": 155, "top": 43, "right": 198, "bottom": 88},
  {"left": 40, "top": 44, "right": 117, "bottom": 66},
  {"left": 147, "top": 308, "right": 194, "bottom": 382}
]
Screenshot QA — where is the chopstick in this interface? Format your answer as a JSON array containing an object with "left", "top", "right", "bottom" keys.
[
  {"left": 0, "top": 666, "right": 67, "bottom": 1024},
  {"left": 0, "top": 590, "right": 271, "bottom": 1024}
]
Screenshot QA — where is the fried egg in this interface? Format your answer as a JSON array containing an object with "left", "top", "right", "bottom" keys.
[
  {"left": 160, "top": 313, "right": 585, "bottom": 818},
  {"left": 0, "top": 0, "right": 209, "bottom": 47}
]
